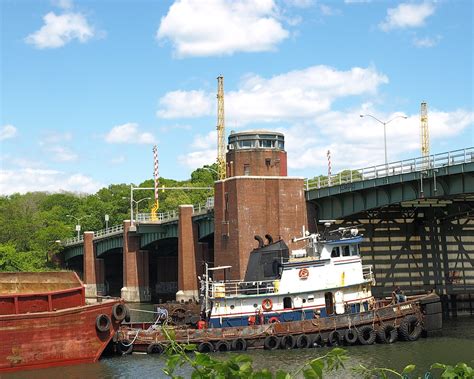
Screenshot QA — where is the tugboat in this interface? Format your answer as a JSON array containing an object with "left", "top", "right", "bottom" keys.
[
  {"left": 0, "top": 271, "right": 128, "bottom": 372},
  {"left": 116, "top": 224, "right": 442, "bottom": 354},
  {"left": 203, "top": 224, "right": 375, "bottom": 328}
]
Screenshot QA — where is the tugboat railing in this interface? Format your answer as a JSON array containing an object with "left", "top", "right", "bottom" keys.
[{"left": 209, "top": 279, "right": 278, "bottom": 298}]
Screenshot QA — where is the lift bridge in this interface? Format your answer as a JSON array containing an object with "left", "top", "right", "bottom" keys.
[{"left": 62, "top": 147, "right": 474, "bottom": 314}]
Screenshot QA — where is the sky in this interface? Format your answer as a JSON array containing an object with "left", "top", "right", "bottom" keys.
[{"left": 1, "top": 0, "right": 473, "bottom": 195}]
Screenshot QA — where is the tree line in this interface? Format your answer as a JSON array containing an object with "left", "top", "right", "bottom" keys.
[{"left": 0, "top": 164, "right": 218, "bottom": 272}]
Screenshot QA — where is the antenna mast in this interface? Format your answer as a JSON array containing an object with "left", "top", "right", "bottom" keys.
[
  {"left": 216, "top": 76, "right": 226, "bottom": 180},
  {"left": 421, "top": 102, "right": 430, "bottom": 168},
  {"left": 151, "top": 145, "right": 159, "bottom": 221}
]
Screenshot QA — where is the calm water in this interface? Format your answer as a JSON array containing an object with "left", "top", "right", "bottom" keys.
[{"left": 5, "top": 315, "right": 474, "bottom": 379}]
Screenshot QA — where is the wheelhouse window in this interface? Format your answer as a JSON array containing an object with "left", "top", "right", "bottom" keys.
[
  {"left": 331, "top": 246, "right": 340, "bottom": 258},
  {"left": 342, "top": 246, "right": 350, "bottom": 257},
  {"left": 283, "top": 297, "right": 292, "bottom": 309},
  {"left": 350, "top": 245, "right": 359, "bottom": 256}
]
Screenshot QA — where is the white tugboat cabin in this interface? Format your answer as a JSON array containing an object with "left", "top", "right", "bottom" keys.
[{"left": 201, "top": 225, "right": 375, "bottom": 328}]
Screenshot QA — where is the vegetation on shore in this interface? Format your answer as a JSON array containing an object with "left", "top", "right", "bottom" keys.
[{"left": 0, "top": 164, "right": 217, "bottom": 272}]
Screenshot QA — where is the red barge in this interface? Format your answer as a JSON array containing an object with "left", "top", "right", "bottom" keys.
[{"left": 0, "top": 271, "right": 128, "bottom": 373}]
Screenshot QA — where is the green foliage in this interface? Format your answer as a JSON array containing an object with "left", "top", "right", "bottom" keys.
[
  {"left": 431, "top": 362, "right": 474, "bottom": 378},
  {"left": 0, "top": 243, "right": 52, "bottom": 272},
  {"left": 0, "top": 164, "right": 216, "bottom": 272}
]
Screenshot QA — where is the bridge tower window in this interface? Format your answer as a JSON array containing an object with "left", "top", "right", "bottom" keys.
[{"left": 244, "top": 164, "right": 250, "bottom": 176}]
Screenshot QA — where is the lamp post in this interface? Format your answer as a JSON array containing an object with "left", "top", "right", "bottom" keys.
[
  {"left": 66, "top": 214, "right": 91, "bottom": 238},
  {"left": 359, "top": 114, "right": 408, "bottom": 166},
  {"left": 104, "top": 214, "right": 109, "bottom": 229},
  {"left": 133, "top": 197, "right": 152, "bottom": 221}
]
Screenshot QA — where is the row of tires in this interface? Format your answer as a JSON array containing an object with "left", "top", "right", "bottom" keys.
[
  {"left": 117, "top": 315, "right": 422, "bottom": 355},
  {"left": 95, "top": 304, "right": 129, "bottom": 333}
]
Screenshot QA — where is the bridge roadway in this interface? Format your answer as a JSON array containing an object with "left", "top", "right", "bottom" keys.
[{"left": 62, "top": 147, "right": 474, "bottom": 312}]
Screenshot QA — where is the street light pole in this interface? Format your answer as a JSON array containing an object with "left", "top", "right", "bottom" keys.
[
  {"left": 134, "top": 197, "right": 152, "bottom": 221},
  {"left": 360, "top": 114, "right": 408, "bottom": 166},
  {"left": 66, "top": 214, "right": 91, "bottom": 238}
]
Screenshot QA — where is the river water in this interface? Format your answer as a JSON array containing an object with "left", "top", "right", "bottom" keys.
[{"left": 5, "top": 316, "right": 474, "bottom": 379}]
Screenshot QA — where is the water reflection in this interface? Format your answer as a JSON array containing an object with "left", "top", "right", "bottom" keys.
[{"left": 4, "top": 317, "right": 474, "bottom": 379}]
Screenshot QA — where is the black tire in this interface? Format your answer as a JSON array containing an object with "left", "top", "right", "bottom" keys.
[
  {"left": 358, "top": 325, "right": 376, "bottom": 345},
  {"left": 377, "top": 325, "right": 398, "bottom": 344},
  {"left": 197, "top": 342, "right": 214, "bottom": 353},
  {"left": 146, "top": 343, "right": 164, "bottom": 355},
  {"left": 280, "top": 335, "right": 296, "bottom": 349},
  {"left": 264, "top": 336, "right": 280, "bottom": 350},
  {"left": 399, "top": 315, "right": 422, "bottom": 341},
  {"left": 96, "top": 314, "right": 111, "bottom": 333},
  {"left": 296, "top": 334, "right": 311, "bottom": 348},
  {"left": 117, "top": 340, "right": 133, "bottom": 355},
  {"left": 344, "top": 329, "right": 358, "bottom": 345},
  {"left": 310, "top": 333, "right": 323, "bottom": 347},
  {"left": 231, "top": 338, "right": 247, "bottom": 351},
  {"left": 328, "top": 330, "right": 343, "bottom": 346},
  {"left": 112, "top": 304, "right": 127, "bottom": 322},
  {"left": 215, "top": 340, "right": 231, "bottom": 352}
]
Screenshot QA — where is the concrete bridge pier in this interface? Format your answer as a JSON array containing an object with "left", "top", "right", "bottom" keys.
[
  {"left": 83, "top": 231, "right": 106, "bottom": 297},
  {"left": 121, "top": 221, "right": 151, "bottom": 302},
  {"left": 176, "top": 205, "right": 199, "bottom": 302}
]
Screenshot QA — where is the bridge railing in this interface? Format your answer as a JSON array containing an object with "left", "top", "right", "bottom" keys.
[
  {"left": 63, "top": 198, "right": 215, "bottom": 246},
  {"left": 306, "top": 147, "right": 474, "bottom": 190}
]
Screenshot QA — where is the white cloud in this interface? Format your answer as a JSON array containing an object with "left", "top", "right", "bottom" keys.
[
  {"left": 25, "top": 11, "right": 94, "bottom": 49},
  {"left": 178, "top": 150, "right": 216, "bottom": 169},
  {"left": 413, "top": 35, "right": 440, "bottom": 48},
  {"left": 53, "top": 0, "right": 74, "bottom": 10},
  {"left": 47, "top": 146, "right": 78, "bottom": 162},
  {"left": 380, "top": 2, "right": 435, "bottom": 31},
  {"left": 157, "top": 65, "right": 388, "bottom": 124},
  {"left": 319, "top": 5, "right": 340, "bottom": 16},
  {"left": 156, "top": 0, "right": 289, "bottom": 57},
  {"left": 0, "top": 168, "right": 103, "bottom": 195},
  {"left": 0, "top": 124, "right": 18, "bottom": 141},
  {"left": 283, "top": 108, "right": 474, "bottom": 172},
  {"left": 105, "top": 123, "right": 156, "bottom": 144},
  {"left": 157, "top": 90, "right": 213, "bottom": 119}
]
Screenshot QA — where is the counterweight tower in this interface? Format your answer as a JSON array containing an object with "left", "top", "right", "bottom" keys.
[{"left": 216, "top": 76, "right": 226, "bottom": 180}]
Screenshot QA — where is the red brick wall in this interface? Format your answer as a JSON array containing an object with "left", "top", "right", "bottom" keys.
[
  {"left": 214, "top": 177, "right": 307, "bottom": 280},
  {"left": 226, "top": 149, "right": 288, "bottom": 177}
]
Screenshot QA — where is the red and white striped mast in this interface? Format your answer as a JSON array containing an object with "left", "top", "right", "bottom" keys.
[
  {"left": 151, "top": 145, "right": 159, "bottom": 220},
  {"left": 327, "top": 150, "right": 332, "bottom": 186}
]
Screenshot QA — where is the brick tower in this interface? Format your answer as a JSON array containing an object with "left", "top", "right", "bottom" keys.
[{"left": 214, "top": 130, "right": 307, "bottom": 280}]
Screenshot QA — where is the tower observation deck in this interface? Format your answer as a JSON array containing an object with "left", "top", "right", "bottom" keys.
[{"left": 226, "top": 131, "right": 288, "bottom": 177}]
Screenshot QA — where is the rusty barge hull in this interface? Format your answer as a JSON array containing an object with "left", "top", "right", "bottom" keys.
[
  {"left": 118, "top": 293, "right": 442, "bottom": 353},
  {"left": 0, "top": 272, "right": 125, "bottom": 373}
]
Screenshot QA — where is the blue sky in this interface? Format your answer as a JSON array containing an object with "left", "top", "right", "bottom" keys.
[{"left": 1, "top": 0, "right": 473, "bottom": 194}]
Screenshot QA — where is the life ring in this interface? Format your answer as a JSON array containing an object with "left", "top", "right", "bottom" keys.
[
  {"left": 262, "top": 298, "right": 273, "bottom": 311},
  {"left": 95, "top": 314, "right": 111, "bottom": 333},
  {"left": 298, "top": 268, "right": 309, "bottom": 279},
  {"left": 268, "top": 316, "right": 280, "bottom": 324}
]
